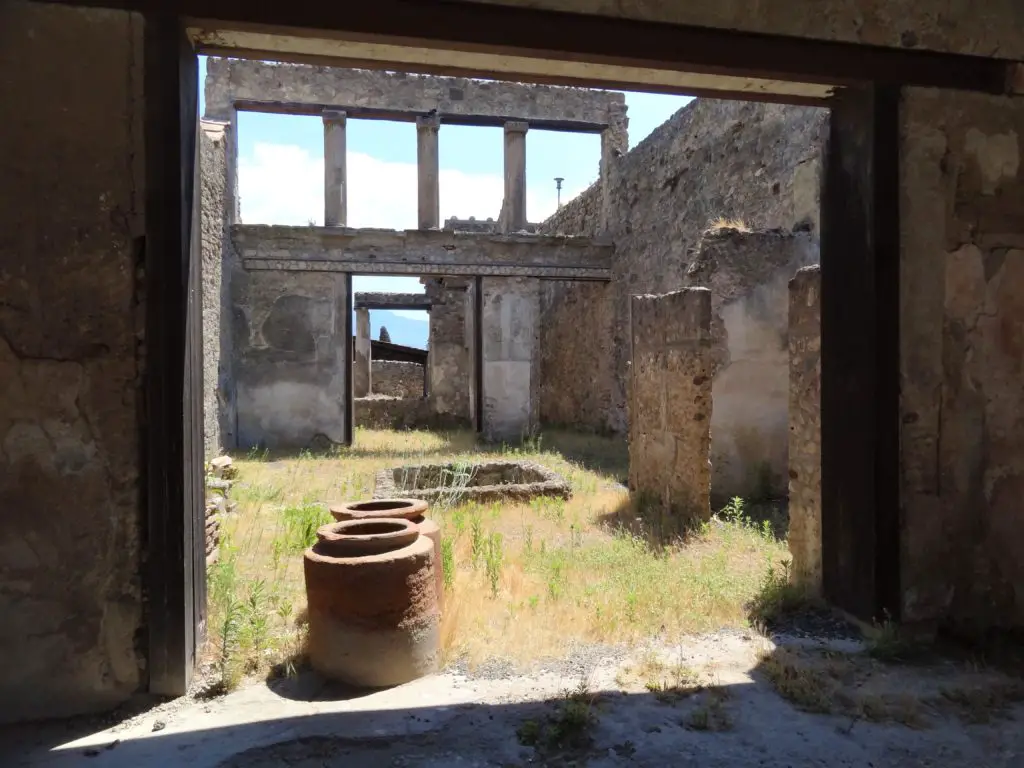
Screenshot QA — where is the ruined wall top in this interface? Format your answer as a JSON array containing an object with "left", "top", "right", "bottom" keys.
[{"left": 204, "top": 58, "right": 628, "bottom": 132}]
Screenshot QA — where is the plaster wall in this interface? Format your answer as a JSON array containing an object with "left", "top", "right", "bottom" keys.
[
  {"left": 899, "top": 88, "right": 1024, "bottom": 632},
  {"left": 628, "top": 289, "right": 713, "bottom": 526},
  {"left": 233, "top": 271, "right": 349, "bottom": 450},
  {"left": 540, "top": 98, "right": 826, "bottom": 432},
  {"left": 0, "top": 1, "right": 145, "bottom": 722},
  {"left": 788, "top": 265, "right": 822, "bottom": 595},
  {"left": 684, "top": 229, "right": 818, "bottom": 503},
  {"left": 481, "top": 276, "right": 541, "bottom": 442}
]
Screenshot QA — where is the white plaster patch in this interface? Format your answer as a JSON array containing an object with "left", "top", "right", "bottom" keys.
[{"left": 965, "top": 128, "right": 1020, "bottom": 195}]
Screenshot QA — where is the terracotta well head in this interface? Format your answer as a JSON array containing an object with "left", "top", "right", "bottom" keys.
[
  {"left": 314, "top": 517, "right": 419, "bottom": 557},
  {"left": 330, "top": 498, "right": 429, "bottom": 522}
]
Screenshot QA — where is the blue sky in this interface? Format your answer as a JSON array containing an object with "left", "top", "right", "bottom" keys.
[{"left": 199, "top": 57, "right": 691, "bottom": 315}]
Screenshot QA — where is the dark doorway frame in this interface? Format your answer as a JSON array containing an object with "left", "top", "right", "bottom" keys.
[{"left": 122, "top": 0, "right": 1015, "bottom": 696}]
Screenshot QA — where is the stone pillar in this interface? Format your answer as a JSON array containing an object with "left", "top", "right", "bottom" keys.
[
  {"left": 788, "top": 265, "right": 822, "bottom": 596},
  {"left": 628, "top": 288, "right": 713, "bottom": 528},
  {"left": 323, "top": 110, "right": 347, "bottom": 227},
  {"left": 354, "top": 307, "right": 371, "bottom": 397},
  {"left": 599, "top": 102, "right": 628, "bottom": 234},
  {"left": 501, "top": 121, "right": 528, "bottom": 232},
  {"left": 416, "top": 114, "right": 440, "bottom": 230},
  {"left": 480, "top": 276, "right": 540, "bottom": 443}
]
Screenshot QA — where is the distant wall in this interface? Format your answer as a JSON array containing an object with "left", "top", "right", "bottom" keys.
[
  {"left": 684, "top": 229, "right": 818, "bottom": 503},
  {"left": 233, "top": 270, "right": 349, "bottom": 449},
  {"left": 372, "top": 361, "right": 425, "bottom": 398},
  {"left": 0, "top": 1, "right": 145, "bottom": 722},
  {"left": 539, "top": 98, "right": 827, "bottom": 433}
]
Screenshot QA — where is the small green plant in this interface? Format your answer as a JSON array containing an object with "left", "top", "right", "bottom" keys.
[
  {"left": 441, "top": 538, "right": 456, "bottom": 592},
  {"left": 523, "top": 524, "right": 534, "bottom": 554},
  {"left": 485, "top": 532, "right": 504, "bottom": 597},
  {"left": 518, "top": 680, "right": 599, "bottom": 754},
  {"left": 747, "top": 559, "right": 807, "bottom": 625},
  {"left": 281, "top": 503, "right": 331, "bottom": 552},
  {"left": 216, "top": 595, "right": 245, "bottom": 692},
  {"left": 719, "top": 496, "right": 747, "bottom": 524},
  {"left": 470, "top": 514, "right": 485, "bottom": 569},
  {"left": 686, "top": 690, "right": 734, "bottom": 731},
  {"left": 246, "top": 445, "right": 270, "bottom": 462},
  {"left": 241, "top": 578, "right": 270, "bottom": 666},
  {"left": 867, "top": 613, "right": 925, "bottom": 663}
]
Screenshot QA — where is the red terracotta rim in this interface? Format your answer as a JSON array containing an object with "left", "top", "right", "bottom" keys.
[
  {"left": 330, "top": 498, "right": 429, "bottom": 522},
  {"left": 314, "top": 517, "right": 419, "bottom": 557}
]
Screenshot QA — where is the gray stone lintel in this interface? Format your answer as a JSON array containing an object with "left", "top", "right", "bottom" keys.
[
  {"left": 203, "top": 57, "right": 625, "bottom": 131},
  {"left": 232, "top": 225, "right": 613, "bottom": 281},
  {"left": 354, "top": 292, "right": 433, "bottom": 310}
]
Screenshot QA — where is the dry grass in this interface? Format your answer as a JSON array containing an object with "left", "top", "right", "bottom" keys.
[
  {"left": 204, "top": 428, "right": 789, "bottom": 687},
  {"left": 705, "top": 217, "right": 751, "bottom": 234}
]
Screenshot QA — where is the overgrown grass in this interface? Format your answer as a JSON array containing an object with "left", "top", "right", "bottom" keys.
[{"left": 204, "top": 428, "right": 789, "bottom": 686}]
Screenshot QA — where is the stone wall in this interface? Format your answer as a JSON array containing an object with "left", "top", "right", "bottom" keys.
[
  {"left": 787, "top": 265, "right": 822, "bottom": 595},
  {"left": 355, "top": 396, "right": 431, "bottom": 430},
  {"left": 0, "top": 1, "right": 145, "bottom": 722},
  {"left": 372, "top": 361, "right": 425, "bottom": 398},
  {"left": 628, "top": 289, "right": 713, "bottom": 526},
  {"left": 233, "top": 270, "right": 349, "bottom": 449},
  {"left": 199, "top": 120, "right": 236, "bottom": 456},
  {"left": 683, "top": 228, "right": 818, "bottom": 503},
  {"left": 539, "top": 98, "right": 827, "bottom": 433},
  {"left": 899, "top": 89, "right": 1024, "bottom": 633}
]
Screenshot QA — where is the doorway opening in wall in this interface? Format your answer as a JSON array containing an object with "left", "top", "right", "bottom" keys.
[
  {"left": 159, "top": 13, "right": 928, "bottom": 748},
  {"left": 194, "top": 50, "right": 836, "bottom": 694},
  {"left": 350, "top": 274, "right": 431, "bottom": 434}
]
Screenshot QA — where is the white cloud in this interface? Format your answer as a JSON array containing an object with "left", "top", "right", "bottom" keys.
[{"left": 238, "top": 142, "right": 588, "bottom": 228}]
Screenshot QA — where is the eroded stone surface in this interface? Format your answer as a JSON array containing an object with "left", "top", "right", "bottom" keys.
[
  {"left": 540, "top": 99, "right": 826, "bottom": 433},
  {"left": 787, "top": 266, "right": 821, "bottom": 595},
  {"left": 900, "top": 89, "right": 1024, "bottom": 632},
  {"left": 371, "top": 361, "right": 425, "bottom": 398},
  {"left": 0, "top": 1, "right": 145, "bottom": 722},
  {"left": 628, "top": 289, "right": 713, "bottom": 524},
  {"left": 684, "top": 228, "right": 818, "bottom": 502}
]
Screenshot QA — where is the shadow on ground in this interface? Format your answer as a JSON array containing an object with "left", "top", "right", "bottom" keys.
[{"left": 6, "top": 641, "right": 1024, "bottom": 768}]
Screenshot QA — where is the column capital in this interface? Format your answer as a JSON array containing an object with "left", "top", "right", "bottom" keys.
[
  {"left": 504, "top": 120, "right": 529, "bottom": 134},
  {"left": 322, "top": 109, "right": 347, "bottom": 124},
  {"left": 416, "top": 113, "right": 441, "bottom": 130}
]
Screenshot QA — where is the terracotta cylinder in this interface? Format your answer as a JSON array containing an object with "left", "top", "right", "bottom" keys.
[
  {"left": 303, "top": 518, "right": 439, "bottom": 687},
  {"left": 330, "top": 499, "right": 444, "bottom": 609}
]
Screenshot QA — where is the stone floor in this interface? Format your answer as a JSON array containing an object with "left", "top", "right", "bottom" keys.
[{"left": 3, "top": 630, "right": 1022, "bottom": 768}]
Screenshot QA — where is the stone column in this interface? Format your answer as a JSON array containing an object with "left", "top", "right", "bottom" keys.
[
  {"left": 599, "top": 103, "right": 628, "bottom": 234},
  {"left": 323, "top": 110, "right": 347, "bottom": 227},
  {"left": 354, "top": 307, "right": 371, "bottom": 397},
  {"left": 501, "top": 121, "right": 528, "bottom": 232},
  {"left": 480, "top": 276, "right": 541, "bottom": 443},
  {"left": 416, "top": 114, "right": 440, "bottom": 230}
]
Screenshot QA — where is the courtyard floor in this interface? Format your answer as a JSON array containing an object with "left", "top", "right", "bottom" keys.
[{"left": 3, "top": 429, "right": 1023, "bottom": 767}]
